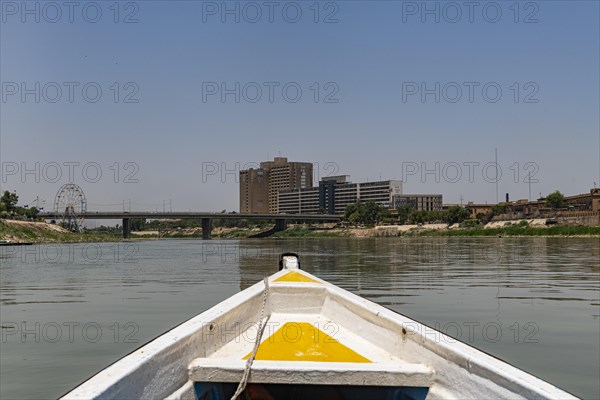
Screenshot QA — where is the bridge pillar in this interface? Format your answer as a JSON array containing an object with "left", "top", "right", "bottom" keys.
[
  {"left": 202, "top": 218, "right": 212, "bottom": 240},
  {"left": 122, "top": 218, "right": 130, "bottom": 239},
  {"left": 274, "top": 218, "right": 287, "bottom": 232}
]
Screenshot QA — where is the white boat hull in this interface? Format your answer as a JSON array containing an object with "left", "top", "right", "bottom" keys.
[{"left": 63, "top": 259, "right": 577, "bottom": 400}]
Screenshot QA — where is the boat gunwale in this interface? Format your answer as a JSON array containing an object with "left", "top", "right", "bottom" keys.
[
  {"left": 62, "top": 268, "right": 579, "bottom": 400},
  {"left": 309, "top": 275, "right": 578, "bottom": 399},
  {"left": 61, "top": 277, "right": 270, "bottom": 399}
]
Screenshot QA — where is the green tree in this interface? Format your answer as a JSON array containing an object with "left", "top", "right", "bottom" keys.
[
  {"left": 409, "top": 210, "right": 427, "bottom": 224},
  {"left": 344, "top": 203, "right": 358, "bottom": 221},
  {"left": 545, "top": 191, "right": 567, "bottom": 209},
  {"left": 361, "top": 201, "right": 382, "bottom": 225},
  {"left": 24, "top": 207, "right": 39, "bottom": 220},
  {"left": 344, "top": 201, "right": 385, "bottom": 225},
  {"left": 377, "top": 207, "right": 390, "bottom": 221},
  {"left": 0, "top": 191, "right": 19, "bottom": 212},
  {"left": 396, "top": 205, "right": 414, "bottom": 225},
  {"left": 444, "top": 206, "right": 471, "bottom": 225},
  {"left": 347, "top": 211, "right": 359, "bottom": 224},
  {"left": 490, "top": 203, "right": 508, "bottom": 216},
  {"left": 130, "top": 219, "right": 146, "bottom": 231},
  {"left": 425, "top": 210, "right": 443, "bottom": 223}
]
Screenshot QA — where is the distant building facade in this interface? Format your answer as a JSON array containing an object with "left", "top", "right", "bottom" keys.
[
  {"left": 509, "top": 188, "right": 600, "bottom": 214},
  {"left": 278, "top": 176, "right": 402, "bottom": 215},
  {"left": 393, "top": 194, "right": 443, "bottom": 211},
  {"left": 239, "top": 157, "right": 312, "bottom": 214},
  {"left": 463, "top": 202, "right": 494, "bottom": 219},
  {"left": 448, "top": 188, "right": 600, "bottom": 219},
  {"left": 239, "top": 168, "right": 269, "bottom": 214},
  {"left": 277, "top": 187, "right": 320, "bottom": 214}
]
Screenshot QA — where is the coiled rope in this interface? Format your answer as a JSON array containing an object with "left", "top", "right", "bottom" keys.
[{"left": 230, "top": 277, "right": 270, "bottom": 400}]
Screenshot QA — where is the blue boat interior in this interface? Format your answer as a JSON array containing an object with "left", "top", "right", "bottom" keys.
[{"left": 194, "top": 382, "right": 429, "bottom": 400}]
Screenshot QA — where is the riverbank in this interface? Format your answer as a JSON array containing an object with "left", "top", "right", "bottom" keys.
[
  {"left": 2, "top": 220, "right": 599, "bottom": 244},
  {"left": 269, "top": 225, "right": 600, "bottom": 238},
  {"left": 0, "top": 221, "right": 275, "bottom": 243},
  {"left": 0, "top": 220, "right": 120, "bottom": 243},
  {"left": 409, "top": 225, "right": 600, "bottom": 237}
]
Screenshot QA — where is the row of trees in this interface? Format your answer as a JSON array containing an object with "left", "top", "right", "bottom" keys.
[
  {"left": 344, "top": 201, "right": 388, "bottom": 225},
  {"left": 0, "top": 191, "right": 39, "bottom": 220},
  {"left": 396, "top": 205, "right": 472, "bottom": 225},
  {"left": 341, "top": 192, "right": 568, "bottom": 227},
  {"left": 344, "top": 201, "right": 473, "bottom": 226}
]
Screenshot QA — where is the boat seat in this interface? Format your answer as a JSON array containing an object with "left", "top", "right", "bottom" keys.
[{"left": 188, "top": 358, "right": 434, "bottom": 387}]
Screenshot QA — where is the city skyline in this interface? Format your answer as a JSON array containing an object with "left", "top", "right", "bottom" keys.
[
  {"left": 2, "top": 1, "right": 599, "bottom": 212},
  {"left": 1, "top": 154, "right": 597, "bottom": 214}
]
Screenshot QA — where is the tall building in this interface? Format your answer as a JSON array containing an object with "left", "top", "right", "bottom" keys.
[
  {"left": 278, "top": 176, "right": 403, "bottom": 215},
  {"left": 239, "top": 168, "right": 269, "bottom": 214},
  {"left": 239, "top": 157, "right": 313, "bottom": 214}
]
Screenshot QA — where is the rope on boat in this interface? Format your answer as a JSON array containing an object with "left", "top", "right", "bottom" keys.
[{"left": 230, "top": 277, "right": 270, "bottom": 400}]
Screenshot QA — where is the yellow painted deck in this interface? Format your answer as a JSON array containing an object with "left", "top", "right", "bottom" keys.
[{"left": 243, "top": 322, "right": 371, "bottom": 363}]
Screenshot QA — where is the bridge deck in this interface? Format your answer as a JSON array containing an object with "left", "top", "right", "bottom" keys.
[
  {"left": 40, "top": 212, "right": 342, "bottom": 220},
  {"left": 39, "top": 212, "right": 342, "bottom": 239}
]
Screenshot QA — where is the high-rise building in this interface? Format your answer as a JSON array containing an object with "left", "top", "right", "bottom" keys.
[
  {"left": 239, "top": 157, "right": 313, "bottom": 214},
  {"left": 239, "top": 168, "right": 269, "bottom": 214}
]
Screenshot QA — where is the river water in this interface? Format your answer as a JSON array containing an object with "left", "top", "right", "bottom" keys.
[{"left": 1, "top": 238, "right": 598, "bottom": 399}]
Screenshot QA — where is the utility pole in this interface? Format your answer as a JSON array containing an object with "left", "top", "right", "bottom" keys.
[
  {"left": 528, "top": 171, "right": 532, "bottom": 201},
  {"left": 495, "top": 148, "right": 499, "bottom": 204}
]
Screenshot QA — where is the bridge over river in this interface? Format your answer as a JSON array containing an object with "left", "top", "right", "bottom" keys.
[{"left": 39, "top": 212, "right": 343, "bottom": 239}]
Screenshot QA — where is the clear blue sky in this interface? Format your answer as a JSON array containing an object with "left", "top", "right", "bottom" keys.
[{"left": 1, "top": 0, "right": 599, "bottom": 212}]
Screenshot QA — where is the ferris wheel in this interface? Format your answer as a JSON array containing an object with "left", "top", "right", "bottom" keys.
[{"left": 54, "top": 184, "right": 87, "bottom": 231}]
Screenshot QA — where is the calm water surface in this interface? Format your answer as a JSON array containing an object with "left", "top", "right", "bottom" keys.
[{"left": 1, "top": 238, "right": 598, "bottom": 399}]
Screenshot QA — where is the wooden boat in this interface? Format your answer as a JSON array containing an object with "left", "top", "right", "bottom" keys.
[{"left": 63, "top": 254, "right": 577, "bottom": 400}]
